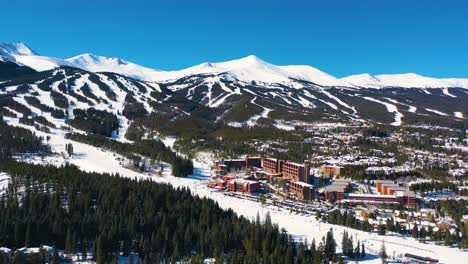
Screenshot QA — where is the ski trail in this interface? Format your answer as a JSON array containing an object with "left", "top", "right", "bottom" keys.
[
  {"left": 245, "top": 97, "right": 272, "bottom": 126},
  {"left": 363, "top": 97, "right": 403, "bottom": 126}
]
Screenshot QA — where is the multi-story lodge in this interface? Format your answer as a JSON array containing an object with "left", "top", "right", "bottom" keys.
[
  {"left": 289, "top": 181, "right": 314, "bottom": 200},
  {"left": 262, "top": 158, "right": 283, "bottom": 176},
  {"left": 214, "top": 156, "right": 262, "bottom": 174},
  {"left": 228, "top": 179, "right": 260, "bottom": 193},
  {"left": 282, "top": 161, "right": 310, "bottom": 183}
]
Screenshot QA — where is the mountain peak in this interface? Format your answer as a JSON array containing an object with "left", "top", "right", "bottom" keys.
[
  {"left": 0, "top": 42, "right": 39, "bottom": 62},
  {"left": 232, "top": 55, "right": 269, "bottom": 66},
  {"left": 67, "top": 53, "right": 130, "bottom": 67},
  {"left": 240, "top": 54, "right": 262, "bottom": 61}
]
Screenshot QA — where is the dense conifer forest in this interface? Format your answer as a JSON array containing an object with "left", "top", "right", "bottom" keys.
[
  {"left": 0, "top": 117, "right": 49, "bottom": 159},
  {"left": 66, "top": 108, "right": 119, "bottom": 137},
  {"left": 0, "top": 161, "right": 338, "bottom": 263}
]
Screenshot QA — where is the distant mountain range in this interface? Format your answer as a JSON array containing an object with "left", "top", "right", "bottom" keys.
[
  {"left": 0, "top": 42, "right": 466, "bottom": 130},
  {"left": 2, "top": 42, "right": 468, "bottom": 89}
]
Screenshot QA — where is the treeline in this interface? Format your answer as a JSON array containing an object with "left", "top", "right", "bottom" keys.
[
  {"left": 0, "top": 161, "right": 339, "bottom": 263},
  {"left": 410, "top": 181, "right": 456, "bottom": 193},
  {"left": 363, "top": 127, "right": 390, "bottom": 138},
  {"left": 341, "top": 231, "right": 365, "bottom": 260},
  {"left": 0, "top": 117, "right": 49, "bottom": 159},
  {"left": 66, "top": 133, "right": 193, "bottom": 177},
  {"left": 321, "top": 207, "right": 468, "bottom": 248},
  {"left": 66, "top": 108, "right": 119, "bottom": 137}
]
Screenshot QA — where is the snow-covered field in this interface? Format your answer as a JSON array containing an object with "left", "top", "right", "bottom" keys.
[{"left": 2, "top": 117, "right": 468, "bottom": 263}]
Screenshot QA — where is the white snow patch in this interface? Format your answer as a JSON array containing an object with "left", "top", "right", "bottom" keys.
[
  {"left": 454, "top": 112, "right": 464, "bottom": 118},
  {"left": 274, "top": 122, "right": 295, "bottom": 131},
  {"left": 318, "top": 99, "right": 338, "bottom": 110},
  {"left": 384, "top": 98, "right": 417, "bottom": 113},
  {"left": 0, "top": 173, "right": 10, "bottom": 195},
  {"left": 245, "top": 97, "right": 272, "bottom": 126},
  {"left": 441, "top": 88, "right": 456, "bottom": 98},
  {"left": 363, "top": 97, "right": 403, "bottom": 126},
  {"left": 321, "top": 89, "right": 356, "bottom": 114},
  {"left": 425, "top": 108, "right": 448, "bottom": 116}
]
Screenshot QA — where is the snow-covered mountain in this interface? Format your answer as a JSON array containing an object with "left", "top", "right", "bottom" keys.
[
  {"left": 0, "top": 42, "right": 38, "bottom": 59},
  {"left": 65, "top": 53, "right": 163, "bottom": 81},
  {"left": 0, "top": 53, "right": 466, "bottom": 130},
  {"left": 2, "top": 42, "right": 467, "bottom": 89},
  {"left": 1, "top": 43, "right": 346, "bottom": 87},
  {"left": 151, "top": 55, "right": 348, "bottom": 87},
  {"left": 341, "top": 73, "right": 468, "bottom": 89},
  {"left": 0, "top": 42, "right": 75, "bottom": 71}
]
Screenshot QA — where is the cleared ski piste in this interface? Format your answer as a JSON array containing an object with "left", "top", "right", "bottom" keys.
[{"left": 4, "top": 120, "right": 468, "bottom": 263}]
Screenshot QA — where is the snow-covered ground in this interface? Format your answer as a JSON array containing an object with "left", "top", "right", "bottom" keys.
[
  {"left": 71, "top": 253, "right": 140, "bottom": 264},
  {"left": 454, "top": 111, "right": 464, "bottom": 118},
  {"left": 425, "top": 108, "right": 448, "bottom": 116}
]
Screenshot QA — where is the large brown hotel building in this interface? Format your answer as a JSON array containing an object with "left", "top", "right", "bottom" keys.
[{"left": 282, "top": 161, "right": 310, "bottom": 183}]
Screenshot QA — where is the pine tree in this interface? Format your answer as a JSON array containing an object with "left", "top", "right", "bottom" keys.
[
  {"left": 81, "top": 240, "right": 87, "bottom": 260},
  {"left": 342, "top": 231, "right": 348, "bottom": 257},
  {"left": 13, "top": 251, "right": 25, "bottom": 264},
  {"left": 378, "top": 222, "right": 386, "bottom": 235},
  {"left": 65, "top": 143, "right": 74, "bottom": 156},
  {"left": 284, "top": 243, "right": 294, "bottom": 264},
  {"left": 96, "top": 235, "right": 105, "bottom": 264},
  {"left": 354, "top": 240, "right": 360, "bottom": 260},
  {"left": 412, "top": 224, "right": 419, "bottom": 239},
  {"left": 379, "top": 241, "right": 387, "bottom": 263},
  {"left": 24, "top": 223, "right": 31, "bottom": 247},
  {"left": 111, "top": 254, "right": 118, "bottom": 264},
  {"left": 445, "top": 231, "right": 451, "bottom": 246},
  {"left": 65, "top": 228, "right": 72, "bottom": 255},
  {"left": 361, "top": 242, "right": 366, "bottom": 258},
  {"left": 325, "top": 229, "right": 336, "bottom": 261},
  {"left": 52, "top": 251, "right": 59, "bottom": 264},
  {"left": 215, "top": 253, "right": 224, "bottom": 264},
  {"left": 297, "top": 243, "right": 306, "bottom": 264},
  {"left": 310, "top": 238, "right": 316, "bottom": 256}
]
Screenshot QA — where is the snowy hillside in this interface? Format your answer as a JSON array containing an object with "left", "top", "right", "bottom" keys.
[
  {"left": 66, "top": 53, "right": 162, "bottom": 81},
  {"left": 0, "top": 42, "right": 38, "bottom": 59},
  {"left": 341, "top": 72, "right": 468, "bottom": 89},
  {"left": 0, "top": 42, "right": 72, "bottom": 71}
]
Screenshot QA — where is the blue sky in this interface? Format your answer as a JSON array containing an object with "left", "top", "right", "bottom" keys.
[{"left": 2, "top": 0, "right": 468, "bottom": 77}]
